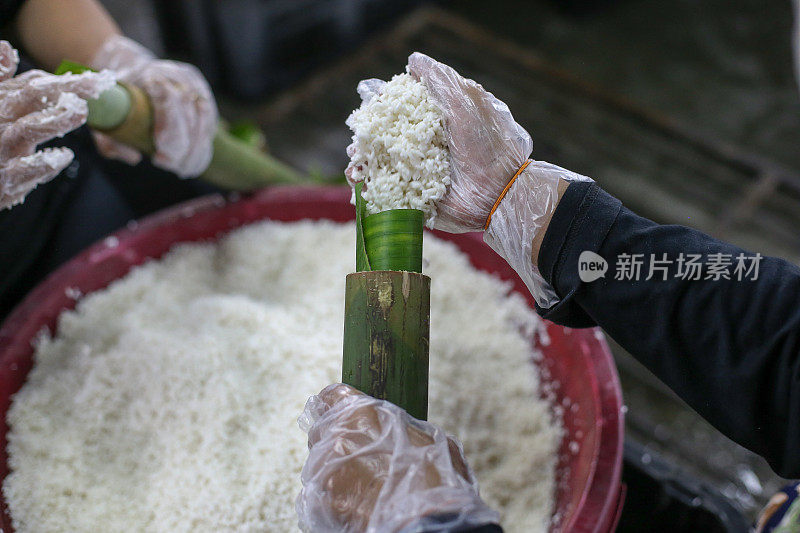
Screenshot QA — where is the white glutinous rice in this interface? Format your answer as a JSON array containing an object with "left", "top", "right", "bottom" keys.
[
  {"left": 4, "top": 221, "right": 561, "bottom": 533},
  {"left": 346, "top": 73, "right": 451, "bottom": 225}
]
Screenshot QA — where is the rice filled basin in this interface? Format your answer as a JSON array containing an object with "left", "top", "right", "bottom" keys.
[{"left": 0, "top": 187, "right": 623, "bottom": 532}]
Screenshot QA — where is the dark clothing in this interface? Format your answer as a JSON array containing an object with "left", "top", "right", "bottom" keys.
[
  {"left": 0, "top": 131, "right": 218, "bottom": 319},
  {"left": 0, "top": 129, "right": 96, "bottom": 317},
  {"left": 537, "top": 181, "right": 800, "bottom": 478},
  {"left": 754, "top": 481, "right": 800, "bottom": 532},
  {"left": 0, "top": 0, "right": 24, "bottom": 25}
]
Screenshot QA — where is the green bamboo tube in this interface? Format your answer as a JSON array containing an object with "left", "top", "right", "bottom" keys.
[
  {"left": 86, "top": 84, "right": 131, "bottom": 130},
  {"left": 204, "top": 125, "right": 304, "bottom": 189},
  {"left": 343, "top": 270, "right": 430, "bottom": 420},
  {"left": 86, "top": 82, "right": 304, "bottom": 188},
  {"left": 90, "top": 82, "right": 154, "bottom": 153}
]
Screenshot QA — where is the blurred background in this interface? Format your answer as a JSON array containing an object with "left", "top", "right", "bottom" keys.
[{"left": 62, "top": 0, "right": 800, "bottom": 530}]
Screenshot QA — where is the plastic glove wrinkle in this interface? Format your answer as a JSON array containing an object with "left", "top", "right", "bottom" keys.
[
  {"left": 91, "top": 35, "right": 217, "bottom": 178},
  {"left": 297, "top": 384, "right": 499, "bottom": 533},
  {"left": 0, "top": 41, "right": 116, "bottom": 209}
]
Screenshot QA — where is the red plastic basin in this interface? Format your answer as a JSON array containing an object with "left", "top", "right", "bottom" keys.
[{"left": 0, "top": 186, "right": 624, "bottom": 532}]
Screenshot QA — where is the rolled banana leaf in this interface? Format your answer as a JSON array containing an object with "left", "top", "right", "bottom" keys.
[
  {"left": 355, "top": 182, "right": 371, "bottom": 272},
  {"left": 353, "top": 183, "right": 424, "bottom": 273},
  {"left": 363, "top": 209, "right": 423, "bottom": 273}
]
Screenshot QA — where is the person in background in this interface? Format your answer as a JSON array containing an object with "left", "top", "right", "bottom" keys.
[
  {"left": 297, "top": 53, "right": 800, "bottom": 532},
  {"left": 0, "top": 0, "right": 217, "bottom": 318}
]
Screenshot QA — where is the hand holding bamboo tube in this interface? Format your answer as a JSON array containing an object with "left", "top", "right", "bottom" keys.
[
  {"left": 296, "top": 383, "right": 500, "bottom": 533},
  {"left": 80, "top": 77, "right": 307, "bottom": 189},
  {"left": 56, "top": 51, "right": 306, "bottom": 190},
  {"left": 89, "top": 35, "right": 217, "bottom": 178}
]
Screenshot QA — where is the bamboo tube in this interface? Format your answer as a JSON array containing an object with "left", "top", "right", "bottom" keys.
[
  {"left": 92, "top": 82, "right": 154, "bottom": 153},
  {"left": 86, "top": 84, "right": 131, "bottom": 130},
  {"left": 88, "top": 82, "right": 305, "bottom": 187},
  {"left": 342, "top": 270, "right": 430, "bottom": 420},
  {"left": 204, "top": 125, "right": 304, "bottom": 189}
]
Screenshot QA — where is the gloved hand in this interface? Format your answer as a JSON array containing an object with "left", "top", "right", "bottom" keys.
[
  {"left": 90, "top": 35, "right": 217, "bottom": 178},
  {"left": 407, "top": 53, "right": 592, "bottom": 307},
  {"left": 0, "top": 40, "right": 116, "bottom": 210},
  {"left": 296, "top": 384, "right": 499, "bottom": 533}
]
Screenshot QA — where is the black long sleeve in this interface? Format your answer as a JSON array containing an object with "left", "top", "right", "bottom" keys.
[{"left": 537, "top": 181, "right": 800, "bottom": 478}]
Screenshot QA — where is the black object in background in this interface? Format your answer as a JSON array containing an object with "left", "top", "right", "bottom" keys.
[
  {"left": 155, "top": 0, "right": 431, "bottom": 100},
  {"left": 619, "top": 440, "right": 750, "bottom": 532},
  {"left": 0, "top": 124, "right": 219, "bottom": 321},
  {"left": 547, "top": 0, "right": 623, "bottom": 17}
]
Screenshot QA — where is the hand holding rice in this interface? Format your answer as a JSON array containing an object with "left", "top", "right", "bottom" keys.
[{"left": 347, "top": 53, "right": 592, "bottom": 307}]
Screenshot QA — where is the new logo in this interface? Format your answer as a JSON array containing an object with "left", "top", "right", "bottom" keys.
[{"left": 578, "top": 251, "right": 608, "bottom": 282}]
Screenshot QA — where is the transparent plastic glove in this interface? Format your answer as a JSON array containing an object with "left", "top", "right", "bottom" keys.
[
  {"left": 356, "top": 78, "right": 386, "bottom": 104},
  {"left": 0, "top": 40, "right": 116, "bottom": 210},
  {"left": 90, "top": 35, "right": 217, "bottom": 178},
  {"left": 407, "top": 52, "right": 592, "bottom": 307},
  {"left": 296, "top": 384, "right": 499, "bottom": 533}
]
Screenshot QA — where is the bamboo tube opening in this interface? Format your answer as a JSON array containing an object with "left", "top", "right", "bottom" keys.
[{"left": 94, "top": 83, "right": 155, "bottom": 154}]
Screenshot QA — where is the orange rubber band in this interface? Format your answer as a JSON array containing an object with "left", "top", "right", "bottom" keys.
[{"left": 484, "top": 159, "right": 532, "bottom": 230}]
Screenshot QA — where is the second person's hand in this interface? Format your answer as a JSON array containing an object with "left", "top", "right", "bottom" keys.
[
  {"left": 0, "top": 40, "right": 116, "bottom": 210},
  {"left": 90, "top": 35, "right": 218, "bottom": 178}
]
